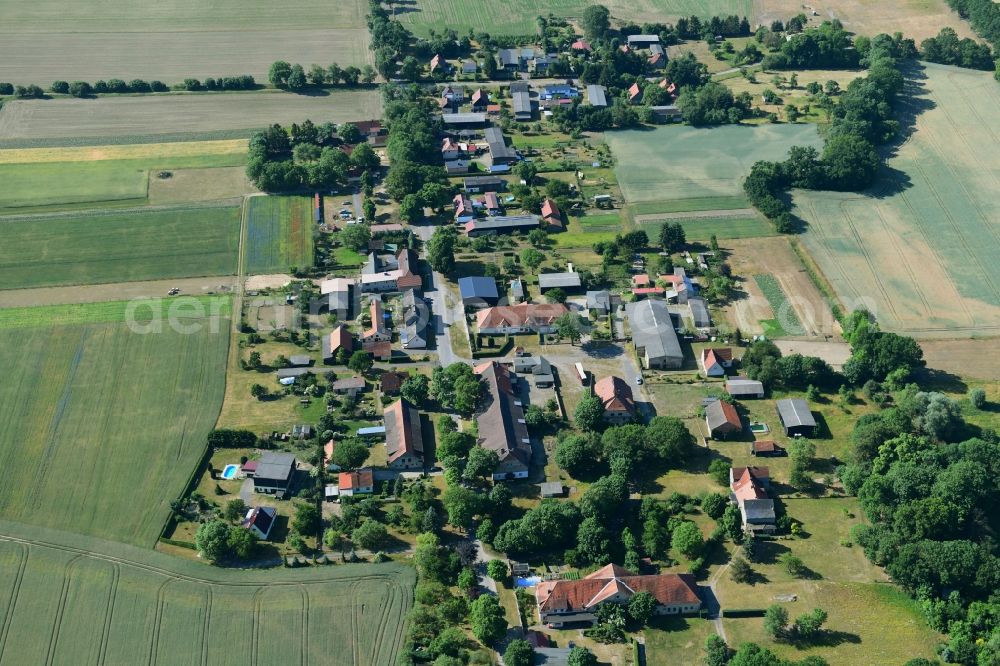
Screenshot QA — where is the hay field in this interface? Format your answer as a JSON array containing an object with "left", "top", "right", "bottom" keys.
[
  {"left": 0, "top": 0, "right": 369, "bottom": 82},
  {"left": 398, "top": 0, "right": 751, "bottom": 36},
  {"left": 0, "top": 91, "right": 383, "bottom": 146},
  {"left": 607, "top": 124, "right": 823, "bottom": 204},
  {"left": 245, "top": 196, "right": 315, "bottom": 275},
  {"left": 0, "top": 520, "right": 413, "bottom": 666},
  {"left": 0, "top": 206, "right": 241, "bottom": 289},
  {"left": 795, "top": 63, "right": 1000, "bottom": 338},
  {"left": 0, "top": 301, "right": 230, "bottom": 546},
  {"left": 0, "top": 143, "right": 248, "bottom": 211},
  {"left": 753, "top": 0, "right": 974, "bottom": 42}
]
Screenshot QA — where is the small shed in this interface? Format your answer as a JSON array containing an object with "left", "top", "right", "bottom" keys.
[{"left": 539, "top": 482, "right": 565, "bottom": 498}]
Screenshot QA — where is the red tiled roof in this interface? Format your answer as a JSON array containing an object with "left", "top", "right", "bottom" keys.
[
  {"left": 476, "top": 303, "right": 568, "bottom": 330},
  {"left": 593, "top": 376, "right": 635, "bottom": 415},
  {"left": 362, "top": 340, "right": 391, "bottom": 360},
  {"left": 752, "top": 440, "right": 781, "bottom": 453},
  {"left": 323, "top": 439, "right": 336, "bottom": 466},
  {"left": 381, "top": 371, "right": 404, "bottom": 394},
  {"left": 571, "top": 39, "right": 592, "bottom": 51},
  {"left": 329, "top": 325, "right": 353, "bottom": 353},
  {"left": 731, "top": 468, "right": 768, "bottom": 502},
  {"left": 541, "top": 198, "right": 560, "bottom": 220},
  {"left": 536, "top": 568, "right": 700, "bottom": 614},
  {"left": 632, "top": 274, "right": 651, "bottom": 287},
  {"left": 339, "top": 468, "right": 373, "bottom": 490}
]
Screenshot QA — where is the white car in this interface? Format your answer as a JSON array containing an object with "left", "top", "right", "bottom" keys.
[{"left": 634, "top": 376, "right": 644, "bottom": 385}]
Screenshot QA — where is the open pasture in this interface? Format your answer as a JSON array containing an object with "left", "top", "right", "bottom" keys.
[
  {"left": 397, "top": 0, "right": 752, "bottom": 36},
  {"left": 0, "top": 90, "right": 383, "bottom": 146},
  {"left": 606, "top": 124, "right": 822, "bottom": 206},
  {"left": 245, "top": 196, "right": 315, "bottom": 275},
  {"left": 0, "top": 141, "right": 248, "bottom": 211},
  {"left": 0, "top": 0, "right": 369, "bottom": 82},
  {"left": 0, "top": 301, "right": 230, "bottom": 546},
  {"left": 0, "top": 206, "right": 241, "bottom": 290},
  {"left": 795, "top": 63, "right": 1000, "bottom": 338},
  {"left": 0, "top": 520, "right": 412, "bottom": 666}
]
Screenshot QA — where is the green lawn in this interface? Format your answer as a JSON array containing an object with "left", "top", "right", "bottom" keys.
[
  {"left": 244, "top": 195, "right": 315, "bottom": 274},
  {"left": 0, "top": 153, "right": 246, "bottom": 212},
  {"left": 0, "top": 304, "right": 230, "bottom": 546},
  {"left": 632, "top": 196, "right": 749, "bottom": 215},
  {"left": 0, "top": 206, "right": 241, "bottom": 289},
  {"left": 574, "top": 213, "right": 624, "bottom": 231},
  {"left": 0, "top": 519, "right": 412, "bottom": 666},
  {"left": 553, "top": 230, "right": 620, "bottom": 248}
]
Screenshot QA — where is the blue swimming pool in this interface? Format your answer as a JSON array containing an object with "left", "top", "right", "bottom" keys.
[
  {"left": 514, "top": 576, "right": 541, "bottom": 588},
  {"left": 221, "top": 464, "right": 239, "bottom": 480}
]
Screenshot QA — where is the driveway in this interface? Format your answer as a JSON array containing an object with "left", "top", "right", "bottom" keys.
[
  {"left": 473, "top": 539, "right": 499, "bottom": 596},
  {"left": 352, "top": 189, "right": 363, "bottom": 221},
  {"left": 412, "top": 221, "right": 471, "bottom": 366}
]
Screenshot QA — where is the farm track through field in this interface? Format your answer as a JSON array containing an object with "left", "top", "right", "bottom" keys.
[
  {"left": 0, "top": 543, "right": 28, "bottom": 661},
  {"left": 44, "top": 554, "right": 84, "bottom": 666},
  {"left": 201, "top": 586, "right": 214, "bottom": 666},
  {"left": 633, "top": 208, "right": 757, "bottom": 221}
]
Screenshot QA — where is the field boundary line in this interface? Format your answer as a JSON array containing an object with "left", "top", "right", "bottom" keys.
[{"left": 633, "top": 208, "right": 757, "bottom": 222}]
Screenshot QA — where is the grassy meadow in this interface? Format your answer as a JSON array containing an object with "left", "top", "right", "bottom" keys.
[
  {"left": 0, "top": 206, "right": 241, "bottom": 289},
  {"left": 0, "top": 141, "right": 248, "bottom": 212},
  {"left": 398, "top": 0, "right": 752, "bottom": 36},
  {"left": 637, "top": 215, "right": 775, "bottom": 241},
  {"left": 0, "top": 301, "right": 230, "bottom": 546},
  {"left": 245, "top": 196, "right": 315, "bottom": 274},
  {"left": 795, "top": 63, "right": 1000, "bottom": 337},
  {"left": 0, "top": 519, "right": 412, "bottom": 666}
]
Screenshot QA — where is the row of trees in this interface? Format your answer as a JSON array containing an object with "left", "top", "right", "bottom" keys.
[
  {"left": 2, "top": 75, "right": 257, "bottom": 99},
  {"left": 745, "top": 32, "right": 912, "bottom": 230},
  {"left": 945, "top": 0, "right": 1000, "bottom": 56},
  {"left": 267, "top": 61, "right": 375, "bottom": 90},
  {"left": 920, "top": 27, "right": 995, "bottom": 70}
]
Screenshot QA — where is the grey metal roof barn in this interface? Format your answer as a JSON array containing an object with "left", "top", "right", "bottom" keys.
[
  {"left": 626, "top": 299, "right": 683, "bottom": 368},
  {"left": 459, "top": 276, "right": 500, "bottom": 303},
  {"left": 442, "top": 112, "right": 487, "bottom": 125},
  {"left": 689, "top": 297, "right": 711, "bottom": 328},
  {"left": 485, "top": 126, "right": 517, "bottom": 161},
  {"left": 726, "top": 377, "right": 765, "bottom": 398},
  {"left": 586, "top": 84, "right": 608, "bottom": 107},
  {"left": 538, "top": 272, "right": 582, "bottom": 290},
  {"left": 776, "top": 398, "right": 816, "bottom": 434},
  {"left": 513, "top": 91, "right": 533, "bottom": 118}
]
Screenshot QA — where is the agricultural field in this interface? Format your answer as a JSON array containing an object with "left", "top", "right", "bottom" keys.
[
  {"left": 0, "top": 299, "right": 230, "bottom": 546},
  {"left": 0, "top": 0, "right": 369, "bottom": 82},
  {"left": 244, "top": 196, "right": 315, "bottom": 275},
  {"left": 0, "top": 140, "right": 249, "bottom": 212},
  {"left": 636, "top": 214, "right": 775, "bottom": 241},
  {"left": 0, "top": 90, "right": 384, "bottom": 147},
  {"left": 397, "top": 0, "right": 753, "bottom": 36},
  {"left": 0, "top": 519, "right": 412, "bottom": 666},
  {"left": 606, "top": 124, "right": 823, "bottom": 206},
  {"left": 756, "top": 0, "right": 974, "bottom": 42},
  {"left": 794, "top": 63, "right": 1000, "bottom": 338},
  {"left": 0, "top": 206, "right": 241, "bottom": 289}
]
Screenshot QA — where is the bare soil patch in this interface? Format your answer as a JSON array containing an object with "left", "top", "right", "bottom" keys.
[
  {"left": 775, "top": 340, "right": 851, "bottom": 369},
  {"left": 722, "top": 236, "right": 839, "bottom": 338}
]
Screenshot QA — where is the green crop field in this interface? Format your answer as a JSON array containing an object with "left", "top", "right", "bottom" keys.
[
  {"left": 637, "top": 215, "right": 775, "bottom": 240},
  {"left": 0, "top": 520, "right": 412, "bottom": 665},
  {"left": 0, "top": 300, "right": 230, "bottom": 546},
  {"left": 631, "top": 196, "right": 749, "bottom": 215},
  {"left": 245, "top": 196, "right": 315, "bottom": 274},
  {"left": 795, "top": 63, "right": 1000, "bottom": 338},
  {"left": 606, "top": 124, "right": 823, "bottom": 205},
  {"left": 0, "top": 91, "right": 384, "bottom": 147},
  {"left": 0, "top": 0, "right": 369, "bottom": 82},
  {"left": 753, "top": 273, "right": 805, "bottom": 336},
  {"left": 0, "top": 206, "right": 241, "bottom": 290},
  {"left": 398, "top": 0, "right": 752, "bottom": 36},
  {"left": 0, "top": 149, "right": 247, "bottom": 212}
]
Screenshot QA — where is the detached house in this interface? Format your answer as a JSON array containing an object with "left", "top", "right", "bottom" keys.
[
  {"left": 536, "top": 564, "right": 701, "bottom": 627},
  {"left": 385, "top": 398, "right": 424, "bottom": 470},
  {"left": 360, "top": 249, "right": 422, "bottom": 293},
  {"left": 248, "top": 452, "right": 296, "bottom": 497},
  {"left": 454, "top": 194, "right": 475, "bottom": 223},
  {"left": 730, "top": 466, "right": 775, "bottom": 534},
  {"left": 338, "top": 468, "right": 374, "bottom": 497},
  {"left": 700, "top": 348, "right": 733, "bottom": 377},
  {"left": 401, "top": 290, "right": 427, "bottom": 349},
  {"left": 476, "top": 303, "right": 569, "bottom": 335},
  {"left": 628, "top": 82, "right": 643, "bottom": 104},
  {"left": 541, "top": 198, "right": 563, "bottom": 230},
  {"left": 242, "top": 506, "right": 277, "bottom": 540},
  {"left": 594, "top": 376, "right": 635, "bottom": 424},
  {"left": 323, "top": 324, "right": 353, "bottom": 363}
]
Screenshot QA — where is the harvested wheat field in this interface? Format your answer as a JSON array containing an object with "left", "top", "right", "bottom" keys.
[
  {"left": 0, "top": 91, "right": 383, "bottom": 145},
  {"left": 794, "top": 63, "right": 1000, "bottom": 338}
]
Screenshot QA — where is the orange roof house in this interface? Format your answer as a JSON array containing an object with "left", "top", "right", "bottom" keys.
[
  {"left": 593, "top": 376, "right": 635, "bottom": 424},
  {"left": 541, "top": 198, "right": 563, "bottom": 229},
  {"left": 323, "top": 324, "right": 353, "bottom": 362},
  {"left": 476, "top": 303, "right": 569, "bottom": 334},
  {"left": 535, "top": 564, "right": 701, "bottom": 627}
]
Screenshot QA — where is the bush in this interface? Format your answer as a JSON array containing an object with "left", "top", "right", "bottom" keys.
[
  {"left": 969, "top": 387, "right": 986, "bottom": 409},
  {"left": 50, "top": 80, "right": 70, "bottom": 94}
]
